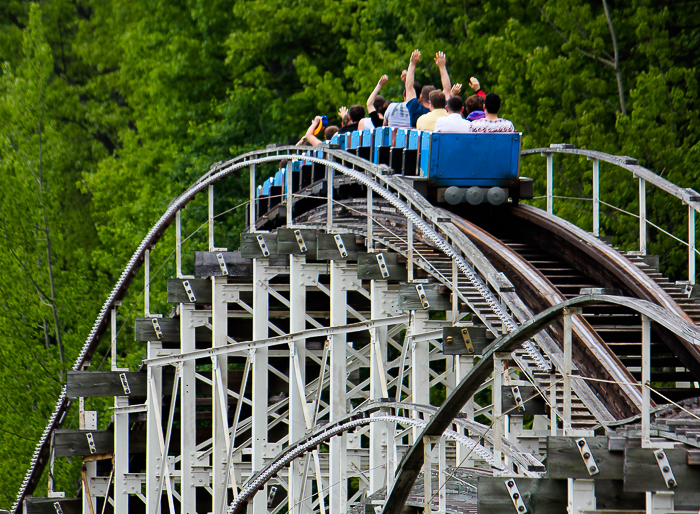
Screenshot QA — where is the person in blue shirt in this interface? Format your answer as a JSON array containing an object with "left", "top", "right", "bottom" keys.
[
  {"left": 405, "top": 49, "right": 434, "bottom": 128},
  {"left": 404, "top": 49, "right": 455, "bottom": 127}
]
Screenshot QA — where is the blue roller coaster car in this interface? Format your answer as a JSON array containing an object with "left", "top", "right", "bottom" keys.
[{"left": 330, "top": 128, "right": 532, "bottom": 205}]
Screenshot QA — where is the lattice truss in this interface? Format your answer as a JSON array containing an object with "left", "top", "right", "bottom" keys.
[{"left": 23, "top": 149, "right": 624, "bottom": 514}]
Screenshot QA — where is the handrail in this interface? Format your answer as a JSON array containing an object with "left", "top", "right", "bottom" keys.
[
  {"left": 381, "top": 293, "right": 700, "bottom": 514},
  {"left": 522, "top": 147, "right": 700, "bottom": 209},
  {"left": 523, "top": 146, "right": 700, "bottom": 284}
]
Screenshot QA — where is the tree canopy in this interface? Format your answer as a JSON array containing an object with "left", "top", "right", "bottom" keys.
[{"left": 0, "top": 0, "right": 698, "bottom": 505}]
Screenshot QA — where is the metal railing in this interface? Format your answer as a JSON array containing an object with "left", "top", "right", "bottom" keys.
[{"left": 524, "top": 145, "right": 700, "bottom": 284}]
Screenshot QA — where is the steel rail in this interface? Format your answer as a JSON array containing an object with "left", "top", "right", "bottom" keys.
[
  {"left": 449, "top": 214, "right": 644, "bottom": 417},
  {"left": 522, "top": 147, "right": 700, "bottom": 210},
  {"left": 381, "top": 293, "right": 700, "bottom": 514},
  {"left": 226, "top": 414, "right": 504, "bottom": 514},
  {"left": 510, "top": 203, "right": 700, "bottom": 379}
]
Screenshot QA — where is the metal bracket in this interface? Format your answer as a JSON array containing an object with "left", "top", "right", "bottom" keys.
[
  {"left": 151, "top": 318, "right": 163, "bottom": 340},
  {"left": 511, "top": 386, "right": 525, "bottom": 413},
  {"left": 256, "top": 234, "right": 271, "bottom": 257},
  {"left": 415, "top": 284, "right": 430, "bottom": 310},
  {"left": 182, "top": 280, "right": 197, "bottom": 302},
  {"left": 461, "top": 327, "right": 474, "bottom": 354},
  {"left": 267, "top": 485, "right": 278, "bottom": 508},
  {"left": 376, "top": 253, "right": 390, "bottom": 278},
  {"left": 54, "top": 503, "right": 64, "bottom": 514},
  {"left": 216, "top": 253, "right": 229, "bottom": 276},
  {"left": 86, "top": 432, "right": 97, "bottom": 454},
  {"left": 654, "top": 449, "right": 677, "bottom": 488},
  {"left": 575, "top": 438, "right": 599, "bottom": 475},
  {"left": 504, "top": 479, "right": 527, "bottom": 513},
  {"left": 294, "top": 229, "right": 307, "bottom": 253},
  {"left": 119, "top": 373, "right": 131, "bottom": 395},
  {"left": 334, "top": 234, "right": 348, "bottom": 258}
]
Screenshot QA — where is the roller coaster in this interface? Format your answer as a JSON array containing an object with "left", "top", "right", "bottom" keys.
[{"left": 11, "top": 129, "right": 700, "bottom": 514}]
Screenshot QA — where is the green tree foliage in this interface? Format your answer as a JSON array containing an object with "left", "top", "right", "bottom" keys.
[{"left": 0, "top": 0, "right": 698, "bottom": 507}]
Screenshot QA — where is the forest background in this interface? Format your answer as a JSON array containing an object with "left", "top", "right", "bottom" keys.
[{"left": 0, "top": 0, "right": 698, "bottom": 507}]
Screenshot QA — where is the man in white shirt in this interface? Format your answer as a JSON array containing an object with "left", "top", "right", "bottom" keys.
[{"left": 434, "top": 96, "right": 472, "bottom": 133}]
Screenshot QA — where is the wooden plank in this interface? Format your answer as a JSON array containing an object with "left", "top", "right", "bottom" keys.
[
  {"left": 594, "top": 480, "right": 645, "bottom": 510},
  {"left": 134, "top": 317, "right": 212, "bottom": 343},
  {"left": 477, "top": 477, "right": 567, "bottom": 514},
  {"left": 316, "top": 233, "right": 363, "bottom": 260},
  {"left": 239, "top": 233, "right": 278, "bottom": 258},
  {"left": 547, "top": 437, "right": 624, "bottom": 480},
  {"left": 397, "top": 283, "right": 451, "bottom": 311},
  {"left": 442, "top": 326, "right": 489, "bottom": 356},
  {"left": 54, "top": 430, "right": 113, "bottom": 457},
  {"left": 624, "top": 448, "right": 700, "bottom": 497},
  {"left": 356, "top": 252, "right": 407, "bottom": 280},
  {"left": 502, "top": 385, "right": 547, "bottom": 415},
  {"left": 688, "top": 450, "right": 700, "bottom": 465},
  {"left": 25, "top": 498, "right": 82, "bottom": 514},
  {"left": 276, "top": 228, "right": 319, "bottom": 255},
  {"left": 194, "top": 251, "right": 254, "bottom": 277},
  {"left": 66, "top": 371, "right": 147, "bottom": 398},
  {"left": 167, "top": 278, "right": 212, "bottom": 304}
]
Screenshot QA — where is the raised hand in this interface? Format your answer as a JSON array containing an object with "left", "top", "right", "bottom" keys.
[
  {"left": 338, "top": 106, "right": 348, "bottom": 119},
  {"left": 401, "top": 69, "right": 407, "bottom": 82},
  {"left": 378, "top": 74, "right": 389, "bottom": 87},
  {"left": 469, "top": 77, "right": 480, "bottom": 91},
  {"left": 410, "top": 49, "right": 421, "bottom": 64},
  {"left": 434, "top": 51, "right": 447, "bottom": 68},
  {"left": 451, "top": 83, "right": 462, "bottom": 95}
]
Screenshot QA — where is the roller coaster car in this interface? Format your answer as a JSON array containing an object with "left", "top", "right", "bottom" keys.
[{"left": 331, "top": 128, "right": 533, "bottom": 206}]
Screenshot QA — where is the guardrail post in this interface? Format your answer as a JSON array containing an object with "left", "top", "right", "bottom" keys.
[
  {"left": 639, "top": 177, "right": 647, "bottom": 254},
  {"left": 249, "top": 164, "right": 256, "bottom": 232},
  {"left": 327, "top": 167, "right": 333, "bottom": 231},
  {"left": 592, "top": 158, "right": 600, "bottom": 236},
  {"left": 546, "top": 153, "right": 553, "bottom": 214},
  {"left": 689, "top": 204, "right": 696, "bottom": 285},
  {"left": 176, "top": 210, "right": 182, "bottom": 278},
  {"left": 209, "top": 184, "right": 215, "bottom": 250},
  {"left": 144, "top": 248, "right": 150, "bottom": 316},
  {"left": 641, "top": 314, "right": 651, "bottom": 447},
  {"left": 286, "top": 160, "right": 293, "bottom": 227}
]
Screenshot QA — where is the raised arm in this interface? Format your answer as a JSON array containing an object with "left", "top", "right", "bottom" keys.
[
  {"left": 434, "top": 51, "right": 452, "bottom": 100},
  {"left": 303, "top": 116, "right": 324, "bottom": 147},
  {"left": 405, "top": 49, "right": 420, "bottom": 102},
  {"left": 367, "top": 74, "right": 389, "bottom": 113},
  {"left": 469, "top": 77, "right": 486, "bottom": 97}
]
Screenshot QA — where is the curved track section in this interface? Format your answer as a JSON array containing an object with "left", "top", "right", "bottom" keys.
[
  {"left": 509, "top": 204, "right": 700, "bottom": 379},
  {"left": 382, "top": 294, "right": 700, "bottom": 514},
  {"left": 448, "top": 213, "right": 643, "bottom": 418}
]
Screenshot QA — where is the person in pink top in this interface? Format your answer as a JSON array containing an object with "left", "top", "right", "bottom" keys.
[{"left": 470, "top": 93, "right": 515, "bottom": 132}]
